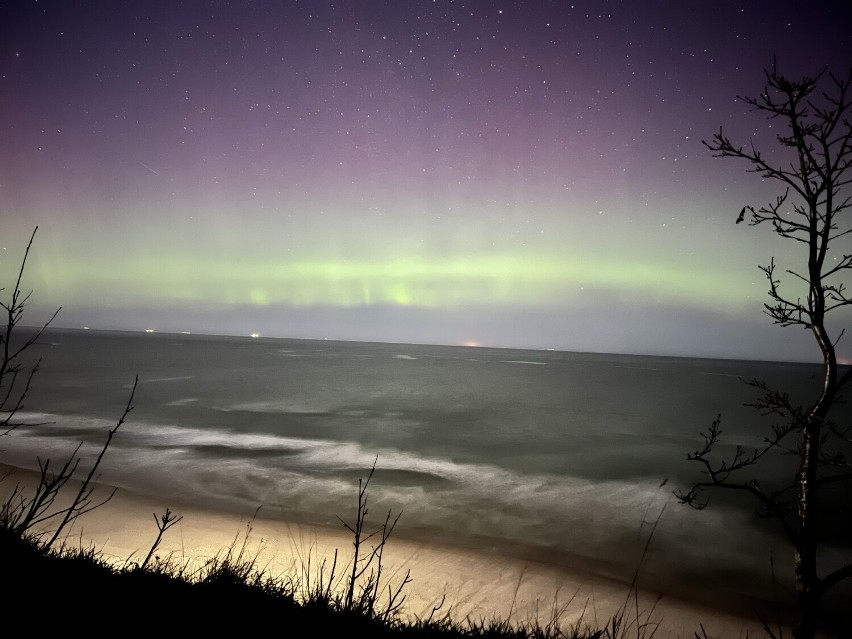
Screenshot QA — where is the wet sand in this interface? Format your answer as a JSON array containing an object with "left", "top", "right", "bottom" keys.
[{"left": 0, "top": 462, "right": 774, "bottom": 638}]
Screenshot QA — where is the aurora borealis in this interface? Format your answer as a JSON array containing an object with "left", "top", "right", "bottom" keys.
[{"left": 2, "top": 1, "right": 851, "bottom": 360}]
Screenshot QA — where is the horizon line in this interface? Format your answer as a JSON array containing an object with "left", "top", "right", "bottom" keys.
[{"left": 21, "top": 323, "right": 826, "bottom": 367}]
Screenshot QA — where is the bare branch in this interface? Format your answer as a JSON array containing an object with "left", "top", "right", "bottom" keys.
[
  {"left": 688, "top": 62, "right": 852, "bottom": 636},
  {"left": 0, "top": 227, "right": 60, "bottom": 437},
  {"left": 820, "top": 563, "right": 852, "bottom": 596},
  {"left": 43, "top": 375, "right": 137, "bottom": 548}
]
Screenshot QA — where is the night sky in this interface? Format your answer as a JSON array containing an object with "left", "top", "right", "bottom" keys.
[{"left": 2, "top": 1, "right": 851, "bottom": 361}]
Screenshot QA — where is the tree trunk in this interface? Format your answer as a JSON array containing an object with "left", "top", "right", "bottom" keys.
[
  {"left": 793, "top": 584, "right": 820, "bottom": 639},
  {"left": 793, "top": 418, "right": 821, "bottom": 639},
  {"left": 793, "top": 301, "right": 836, "bottom": 638}
]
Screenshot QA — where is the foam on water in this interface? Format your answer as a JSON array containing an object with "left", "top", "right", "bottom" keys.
[
  {"left": 166, "top": 397, "right": 199, "bottom": 406},
  {"left": 214, "top": 400, "right": 328, "bottom": 415},
  {"left": 2, "top": 410, "right": 787, "bottom": 597},
  {"left": 141, "top": 375, "right": 196, "bottom": 383},
  {"left": 5, "top": 329, "right": 846, "bottom": 615}
]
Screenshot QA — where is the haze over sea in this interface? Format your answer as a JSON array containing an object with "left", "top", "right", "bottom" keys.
[{"left": 4, "top": 328, "right": 850, "bottom": 616}]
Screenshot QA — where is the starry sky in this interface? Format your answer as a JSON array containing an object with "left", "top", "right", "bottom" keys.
[{"left": 2, "top": 1, "right": 851, "bottom": 361}]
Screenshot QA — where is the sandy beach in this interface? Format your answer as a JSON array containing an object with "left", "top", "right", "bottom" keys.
[{"left": 1, "top": 462, "right": 775, "bottom": 638}]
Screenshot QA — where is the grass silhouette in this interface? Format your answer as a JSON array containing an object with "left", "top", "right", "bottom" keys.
[{"left": 0, "top": 446, "right": 662, "bottom": 638}]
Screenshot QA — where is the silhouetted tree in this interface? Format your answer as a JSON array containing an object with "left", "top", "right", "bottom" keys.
[
  {"left": 0, "top": 227, "right": 59, "bottom": 436},
  {"left": 675, "top": 62, "right": 852, "bottom": 639},
  {"left": 0, "top": 228, "right": 137, "bottom": 548}
]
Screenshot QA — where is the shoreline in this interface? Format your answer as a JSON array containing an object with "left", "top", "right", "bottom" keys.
[{"left": 0, "top": 461, "right": 776, "bottom": 637}]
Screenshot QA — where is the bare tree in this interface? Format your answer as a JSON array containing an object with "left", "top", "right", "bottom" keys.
[
  {"left": 0, "top": 226, "right": 60, "bottom": 436},
  {"left": 0, "top": 376, "right": 136, "bottom": 547},
  {"left": 0, "top": 227, "right": 137, "bottom": 549},
  {"left": 675, "top": 61, "right": 852, "bottom": 639},
  {"left": 338, "top": 458, "right": 411, "bottom": 620}
]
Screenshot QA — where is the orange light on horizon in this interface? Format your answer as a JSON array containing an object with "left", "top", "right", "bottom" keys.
[{"left": 463, "top": 340, "right": 480, "bottom": 347}]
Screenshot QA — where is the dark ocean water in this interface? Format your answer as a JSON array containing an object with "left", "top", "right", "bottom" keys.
[{"left": 3, "top": 328, "right": 850, "bottom": 613}]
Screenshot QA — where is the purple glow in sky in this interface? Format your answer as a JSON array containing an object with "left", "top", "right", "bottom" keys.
[{"left": 1, "top": 1, "right": 851, "bottom": 360}]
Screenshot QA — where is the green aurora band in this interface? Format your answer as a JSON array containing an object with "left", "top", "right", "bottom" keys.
[{"left": 27, "top": 251, "right": 754, "bottom": 311}]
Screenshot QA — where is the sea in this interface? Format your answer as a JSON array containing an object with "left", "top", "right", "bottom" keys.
[{"left": 3, "top": 328, "right": 850, "bottom": 620}]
